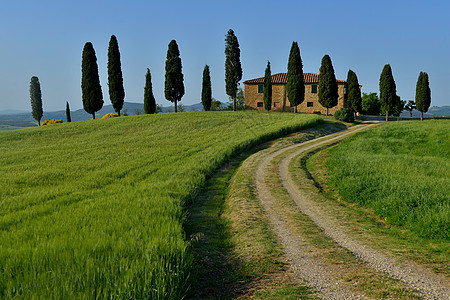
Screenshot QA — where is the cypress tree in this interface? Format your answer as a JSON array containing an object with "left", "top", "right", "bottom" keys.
[
  {"left": 286, "top": 41, "right": 304, "bottom": 113},
  {"left": 264, "top": 61, "right": 272, "bottom": 111},
  {"left": 66, "top": 101, "right": 71, "bottom": 122},
  {"left": 144, "top": 68, "right": 156, "bottom": 114},
  {"left": 29, "top": 76, "right": 43, "bottom": 126},
  {"left": 346, "top": 69, "right": 362, "bottom": 119},
  {"left": 318, "top": 55, "right": 338, "bottom": 116},
  {"left": 225, "top": 29, "right": 242, "bottom": 111},
  {"left": 107, "top": 35, "right": 125, "bottom": 116},
  {"left": 164, "top": 40, "right": 184, "bottom": 113},
  {"left": 202, "top": 65, "right": 212, "bottom": 111},
  {"left": 379, "top": 64, "right": 397, "bottom": 121},
  {"left": 81, "top": 42, "right": 103, "bottom": 119},
  {"left": 415, "top": 72, "right": 431, "bottom": 121}
]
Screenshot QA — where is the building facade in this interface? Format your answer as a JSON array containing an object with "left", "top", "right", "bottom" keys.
[{"left": 243, "top": 73, "right": 346, "bottom": 114}]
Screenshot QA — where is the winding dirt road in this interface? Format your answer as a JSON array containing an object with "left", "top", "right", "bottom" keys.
[{"left": 253, "top": 121, "right": 450, "bottom": 299}]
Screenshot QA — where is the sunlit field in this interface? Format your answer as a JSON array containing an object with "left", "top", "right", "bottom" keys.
[
  {"left": 327, "top": 120, "right": 449, "bottom": 240},
  {"left": 0, "top": 111, "right": 321, "bottom": 299}
]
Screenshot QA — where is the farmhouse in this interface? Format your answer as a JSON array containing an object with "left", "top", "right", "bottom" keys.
[{"left": 243, "top": 73, "right": 346, "bottom": 114}]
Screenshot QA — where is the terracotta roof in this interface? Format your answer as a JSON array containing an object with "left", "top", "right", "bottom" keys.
[{"left": 243, "top": 73, "right": 346, "bottom": 84}]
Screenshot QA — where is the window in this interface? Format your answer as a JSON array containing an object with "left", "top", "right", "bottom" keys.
[
  {"left": 307, "top": 102, "right": 314, "bottom": 107},
  {"left": 273, "top": 102, "right": 279, "bottom": 108},
  {"left": 258, "top": 84, "right": 264, "bottom": 93},
  {"left": 257, "top": 102, "right": 263, "bottom": 107},
  {"left": 311, "top": 84, "right": 317, "bottom": 93}
]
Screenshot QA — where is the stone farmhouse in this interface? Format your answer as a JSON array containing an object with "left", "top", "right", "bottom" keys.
[{"left": 243, "top": 73, "right": 346, "bottom": 114}]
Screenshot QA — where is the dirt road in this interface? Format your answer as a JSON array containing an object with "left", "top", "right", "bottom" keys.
[{"left": 254, "top": 121, "right": 450, "bottom": 299}]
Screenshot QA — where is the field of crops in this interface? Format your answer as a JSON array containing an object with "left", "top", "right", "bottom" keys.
[
  {"left": 0, "top": 111, "right": 321, "bottom": 299},
  {"left": 326, "top": 120, "right": 449, "bottom": 240}
]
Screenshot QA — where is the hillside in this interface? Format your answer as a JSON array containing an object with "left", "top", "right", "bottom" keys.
[
  {"left": 400, "top": 105, "right": 450, "bottom": 117},
  {"left": 0, "top": 102, "right": 211, "bottom": 129},
  {"left": 0, "top": 111, "right": 322, "bottom": 298}
]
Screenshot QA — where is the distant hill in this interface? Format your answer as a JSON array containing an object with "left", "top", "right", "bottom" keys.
[
  {"left": 0, "top": 102, "right": 210, "bottom": 130},
  {"left": 400, "top": 106, "right": 450, "bottom": 118}
]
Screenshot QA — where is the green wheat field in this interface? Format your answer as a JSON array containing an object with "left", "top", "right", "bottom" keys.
[
  {"left": 0, "top": 111, "right": 321, "bottom": 299},
  {"left": 327, "top": 120, "right": 450, "bottom": 240}
]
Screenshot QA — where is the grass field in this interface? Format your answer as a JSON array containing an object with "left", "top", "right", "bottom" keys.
[
  {"left": 0, "top": 111, "right": 321, "bottom": 299},
  {"left": 326, "top": 120, "right": 449, "bottom": 240}
]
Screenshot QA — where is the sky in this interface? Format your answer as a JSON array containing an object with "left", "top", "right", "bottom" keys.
[{"left": 0, "top": 0, "right": 449, "bottom": 112}]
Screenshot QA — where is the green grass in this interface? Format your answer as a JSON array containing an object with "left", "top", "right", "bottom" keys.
[
  {"left": 0, "top": 111, "right": 322, "bottom": 299},
  {"left": 326, "top": 120, "right": 450, "bottom": 240}
]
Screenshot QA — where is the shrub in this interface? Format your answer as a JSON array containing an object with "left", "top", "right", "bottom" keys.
[
  {"left": 42, "top": 119, "right": 63, "bottom": 125},
  {"left": 334, "top": 108, "right": 354, "bottom": 122},
  {"left": 101, "top": 113, "right": 119, "bottom": 119}
]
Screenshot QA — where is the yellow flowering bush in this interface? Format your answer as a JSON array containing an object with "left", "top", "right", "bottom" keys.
[
  {"left": 42, "top": 119, "right": 63, "bottom": 125},
  {"left": 101, "top": 113, "right": 119, "bottom": 119}
]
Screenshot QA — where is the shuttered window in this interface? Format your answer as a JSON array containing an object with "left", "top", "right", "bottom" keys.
[{"left": 258, "top": 84, "right": 264, "bottom": 93}]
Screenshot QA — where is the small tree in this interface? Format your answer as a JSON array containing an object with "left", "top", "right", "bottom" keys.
[
  {"left": 144, "top": 68, "right": 156, "bottom": 114},
  {"left": 379, "top": 64, "right": 397, "bottom": 121},
  {"left": 318, "top": 55, "right": 338, "bottom": 116},
  {"left": 415, "top": 72, "right": 431, "bottom": 121},
  {"left": 202, "top": 65, "right": 212, "bottom": 111},
  {"left": 211, "top": 98, "right": 225, "bottom": 111},
  {"left": 81, "top": 42, "right": 103, "bottom": 119},
  {"left": 404, "top": 100, "right": 416, "bottom": 117},
  {"left": 392, "top": 96, "right": 405, "bottom": 117},
  {"left": 226, "top": 87, "right": 245, "bottom": 110},
  {"left": 346, "top": 69, "right": 362, "bottom": 119},
  {"left": 286, "top": 41, "right": 304, "bottom": 113},
  {"left": 225, "top": 29, "right": 242, "bottom": 111},
  {"left": 362, "top": 92, "right": 381, "bottom": 115},
  {"left": 263, "top": 61, "right": 272, "bottom": 111},
  {"left": 66, "top": 101, "right": 71, "bottom": 122},
  {"left": 29, "top": 76, "right": 43, "bottom": 126},
  {"left": 107, "top": 35, "right": 125, "bottom": 116},
  {"left": 164, "top": 40, "right": 184, "bottom": 113}
]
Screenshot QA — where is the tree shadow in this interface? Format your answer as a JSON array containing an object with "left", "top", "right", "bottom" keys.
[{"left": 184, "top": 156, "right": 251, "bottom": 299}]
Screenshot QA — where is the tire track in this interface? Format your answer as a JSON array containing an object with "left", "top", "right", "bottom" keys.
[
  {"left": 254, "top": 122, "right": 380, "bottom": 299},
  {"left": 274, "top": 122, "right": 450, "bottom": 299}
]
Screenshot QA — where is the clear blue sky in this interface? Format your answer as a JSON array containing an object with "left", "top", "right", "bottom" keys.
[{"left": 1, "top": 0, "right": 449, "bottom": 111}]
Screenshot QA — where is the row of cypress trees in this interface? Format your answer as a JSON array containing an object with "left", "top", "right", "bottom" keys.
[
  {"left": 261, "top": 42, "right": 343, "bottom": 116},
  {"left": 201, "top": 29, "right": 242, "bottom": 112},
  {"left": 30, "top": 30, "right": 241, "bottom": 125},
  {"left": 379, "top": 65, "right": 431, "bottom": 121},
  {"left": 81, "top": 29, "right": 242, "bottom": 117},
  {"left": 263, "top": 42, "right": 341, "bottom": 115},
  {"left": 81, "top": 35, "right": 156, "bottom": 119},
  {"left": 260, "top": 41, "right": 431, "bottom": 121}
]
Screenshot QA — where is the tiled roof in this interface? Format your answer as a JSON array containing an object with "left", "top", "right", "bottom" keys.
[{"left": 243, "top": 73, "right": 346, "bottom": 84}]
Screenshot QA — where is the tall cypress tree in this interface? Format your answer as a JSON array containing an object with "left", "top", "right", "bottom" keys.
[
  {"left": 164, "top": 40, "right": 184, "bottom": 113},
  {"left": 346, "top": 69, "right": 362, "bottom": 119},
  {"left": 202, "top": 65, "right": 212, "bottom": 111},
  {"left": 225, "top": 29, "right": 242, "bottom": 111},
  {"left": 29, "top": 76, "right": 43, "bottom": 126},
  {"left": 379, "top": 64, "right": 397, "bottom": 121},
  {"left": 81, "top": 42, "right": 103, "bottom": 119},
  {"left": 286, "top": 41, "right": 304, "bottom": 113},
  {"left": 107, "top": 35, "right": 125, "bottom": 116},
  {"left": 264, "top": 61, "right": 272, "bottom": 111},
  {"left": 318, "top": 55, "right": 338, "bottom": 116},
  {"left": 66, "top": 101, "right": 71, "bottom": 122},
  {"left": 415, "top": 72, "right": 431, "bottom": 121},
  {"left": 144, "top": 68, "right": 156, "bottom": 114}
]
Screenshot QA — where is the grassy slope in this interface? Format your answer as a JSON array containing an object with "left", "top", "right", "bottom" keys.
[
  {"left": 326, "top": 120, "right": 449, "bottom": 240},
  {"left": 0, "top": 111, "right": 321, "bottom": 299}
]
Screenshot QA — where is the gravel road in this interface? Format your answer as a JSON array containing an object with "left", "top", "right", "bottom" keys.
[{"left": 254, "top": 121, "right": 450, "bottom": 299}]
